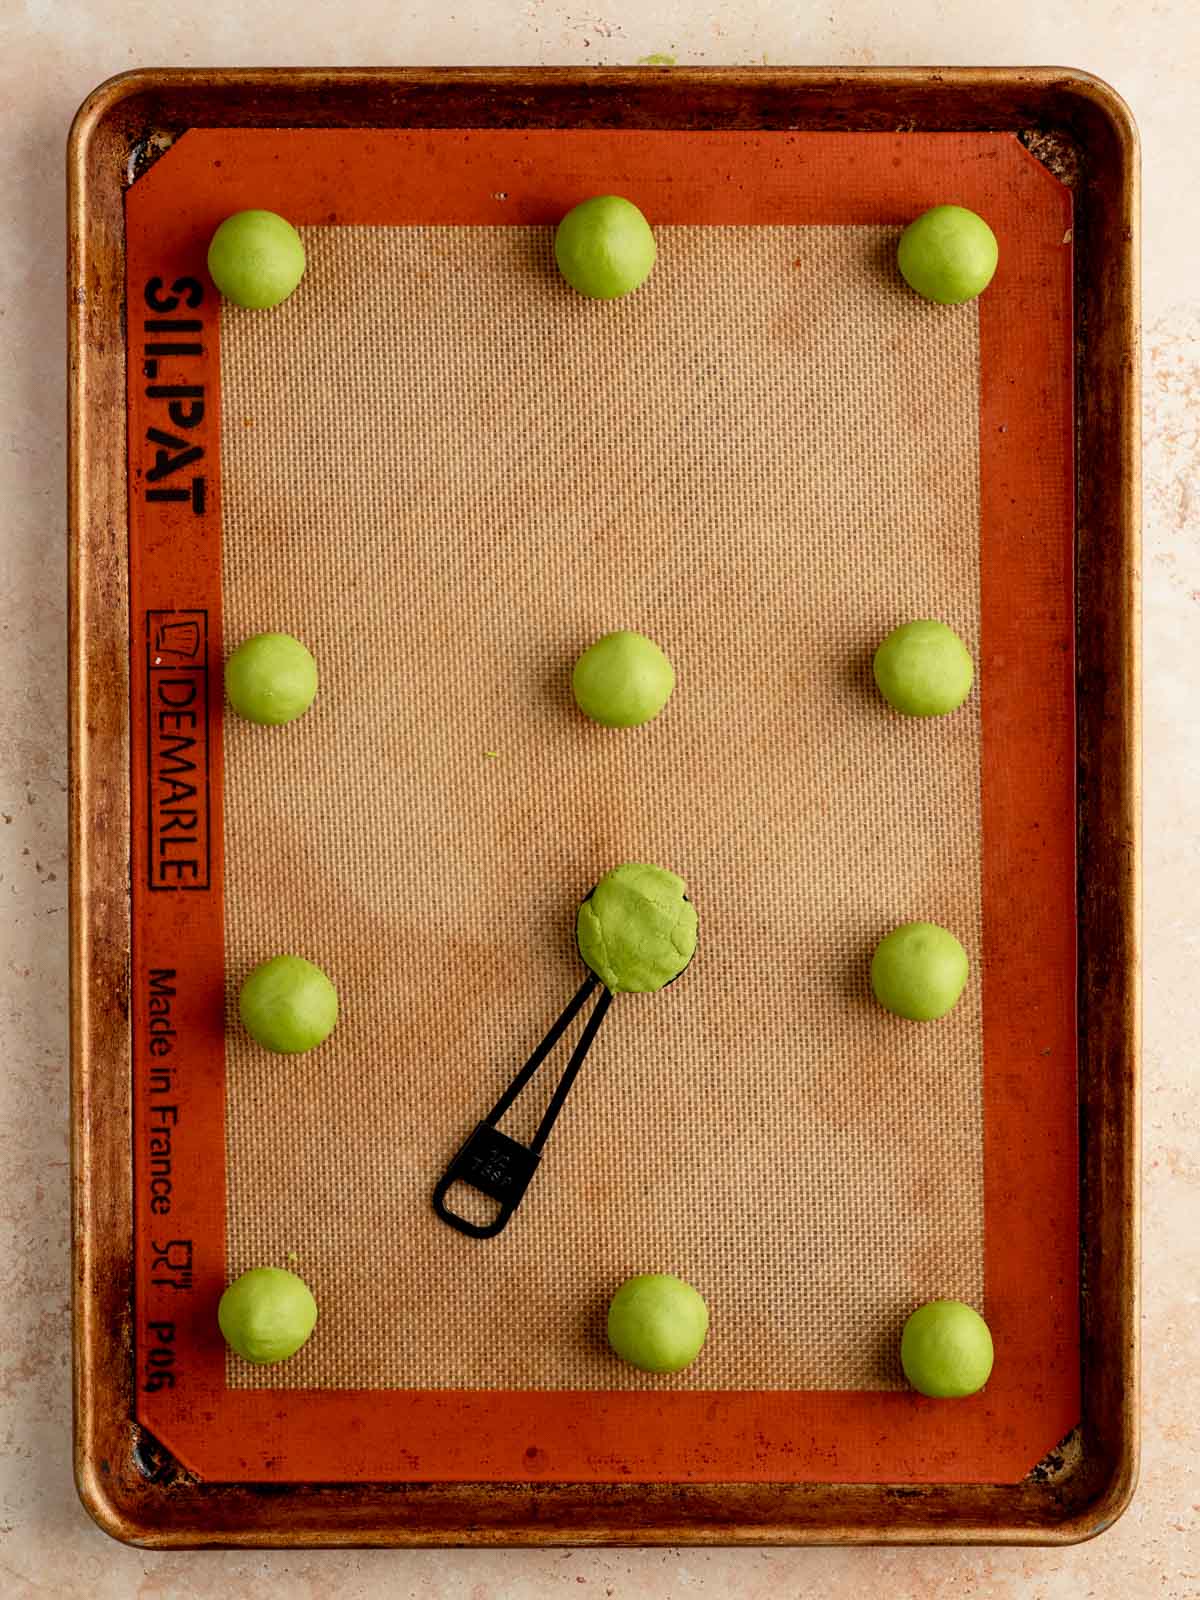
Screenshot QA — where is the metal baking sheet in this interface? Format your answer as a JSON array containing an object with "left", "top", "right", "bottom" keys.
[{"left": 68, "top": 66, "right": 1140, "bottom": 1548}]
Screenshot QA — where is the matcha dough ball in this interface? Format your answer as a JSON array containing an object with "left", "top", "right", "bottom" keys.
[
  {"left": 577, "top": 863, "right": 698, "bottom": 994},
  {"left": 554, "top": 196, "right": 657, "bottom": 299},
  {"left": 897, "top": 205, "right": 998, "bottom": 305},
  {"left": 607, "top": 1273, "right": 709, "bottom": 1373},
  {"left": 572, "top": 630, "right": 675, "bottom": 727},
  {"left": 218, "top": 1267, "right": 318, "bottom": 1364},
  {"left": 207, "top": 209, "right": 306, "bottom": 309},
  {"left": 225, "top": 632, "right": 318, "bottom": 725},
  {"left": 239, "top": 955, "right": 339, "bottom": 1053},
  {"left": 901, "top": 1299, "right": 994, "bottom": 1398},
  {"left": 873, "top": 619, "right": 974, "bottom": 717},
  {"left": 871, "top": 921, "right": 968, "bottom": 1021}
]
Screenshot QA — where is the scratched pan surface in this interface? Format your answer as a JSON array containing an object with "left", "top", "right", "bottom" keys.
[{"left": 70, "top": 68, "right": 1140, "bottom": 1548}]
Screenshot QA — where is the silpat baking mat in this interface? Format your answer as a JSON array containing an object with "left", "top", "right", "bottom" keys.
[{"left": 126, "top": 128, "right": 1077, "bottom": 1483}]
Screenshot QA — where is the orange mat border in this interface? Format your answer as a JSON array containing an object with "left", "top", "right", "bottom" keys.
[{"left": 126, "top": 127, "right": 1077, "bottom": 1484}]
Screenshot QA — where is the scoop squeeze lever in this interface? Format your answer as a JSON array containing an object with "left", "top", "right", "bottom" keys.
[
  {"left": 432, "top": 863, "right": 696, "bottom": 1240},
  {"left": 432, "top": 974, "right": 613, "bottom": 1239}
]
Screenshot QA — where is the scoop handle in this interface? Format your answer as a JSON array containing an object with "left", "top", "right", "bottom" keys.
[{"left": 432, "top": 975, "right": 613, "bottom": 1239}]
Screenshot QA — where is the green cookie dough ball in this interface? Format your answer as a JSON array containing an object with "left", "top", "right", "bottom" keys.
[
  {"left": 607, "top": 1273, "right": 709, "bottom": 1373},
  {"left": 577, "top": 862, "right": 698, "bottom": 994},
  {"left": 901, "top": 1299, "right": 994, "bottom": 1397},
  {"left": 873, "top": 619, "right": 974, "bottom": 718},
  {"left": 897, "top": 204, "right": 998, "bottom": 305},
  {"left": 239, "top": 955, "right": 339, "bottom": 1053},
  {"left": 871, "top": 921, "right": 968, "bottom": 1021},
  {"left": 554, "top": 195, "right": 657, "bottom": 299},
  {"left": 207, "top": 209, "right": 306, "bottom": 309},
  {"left": 225, "top": 632, "right": 318, "bottom": 726},
  {"left": 218, "top": 1267, "right": 318, "bottom": 1364},
  {"left": 572, "top": 630, "right": 675, "bottom": 727}
]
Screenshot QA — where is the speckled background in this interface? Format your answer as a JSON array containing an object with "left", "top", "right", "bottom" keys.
[{"left": 5, "top": 4, "right": 1197, "bottom": 1596}]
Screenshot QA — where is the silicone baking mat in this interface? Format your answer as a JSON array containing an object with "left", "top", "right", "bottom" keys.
[{"left": 126, "top": 128, "right": 1077, "bottom": 1484}]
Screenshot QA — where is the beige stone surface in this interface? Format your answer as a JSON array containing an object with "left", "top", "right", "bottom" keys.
[{"left": 1, "top": 3, "right": 1196, "bottom": 1596}]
